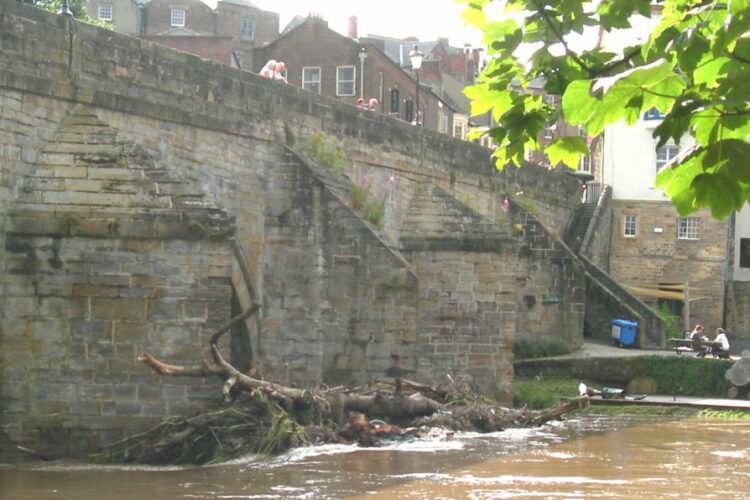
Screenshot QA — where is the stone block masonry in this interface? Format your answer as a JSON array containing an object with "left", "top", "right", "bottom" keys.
[{"left": 0, "top": 1, "right": 588, "bottom": 457}]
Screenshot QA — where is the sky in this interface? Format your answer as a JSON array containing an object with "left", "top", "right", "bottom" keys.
[{"left": 247, "top": 0, "right": 484, "bottom": 48}]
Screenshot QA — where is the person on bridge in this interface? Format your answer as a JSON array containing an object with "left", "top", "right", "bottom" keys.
[
  {"left": 274, "top": 62, "right": 288, "bottom": 83},
  {"left": 259, "top": 59, "right": 277, "bottom": 79}
]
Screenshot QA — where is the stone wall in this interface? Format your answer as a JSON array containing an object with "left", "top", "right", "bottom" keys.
[
  {"left": 727, "top": 281, "right": 750, "bottom": 344},
  {"left": 581, "top": 185, "right": 613, "bottom": 272},
  {"left": 0, "top": 105, "right": 237, "bottom": 458}
]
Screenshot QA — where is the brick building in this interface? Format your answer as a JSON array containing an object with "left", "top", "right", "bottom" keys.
[
  {"left": 253, "top": 16, "right": 457, "bottom": 134},
  {"left": 86, "top": 0, "right": 279, "bottom": 69}
]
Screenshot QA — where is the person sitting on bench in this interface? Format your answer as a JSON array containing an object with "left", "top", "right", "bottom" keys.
[{"left": 710, "top": 328, "right": 730, "bottom": 359}]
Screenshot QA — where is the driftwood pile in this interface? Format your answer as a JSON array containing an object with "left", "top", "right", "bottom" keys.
[{"left": 93, "top": 306, "right": 588, "bottom": 465}]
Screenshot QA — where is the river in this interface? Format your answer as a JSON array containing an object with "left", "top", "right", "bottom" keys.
[{"left": 1, "top": 414, "right": 749, "bottom": 499}]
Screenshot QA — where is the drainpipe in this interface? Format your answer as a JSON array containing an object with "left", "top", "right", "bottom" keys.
[
  {"left": 358, "top": 48, "right": 367, "bottom": 97},
  {"left": 379, "top": 72, "right": 384, "bottom": 108}
]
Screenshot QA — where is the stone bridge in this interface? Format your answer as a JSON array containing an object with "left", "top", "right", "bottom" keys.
[{"left": 0, "top": 1, "right": 592, "bottom": 457}]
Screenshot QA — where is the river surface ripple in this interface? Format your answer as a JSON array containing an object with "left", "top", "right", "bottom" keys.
[{"left": 1, "top": 414, "right": 749, "bottom": 499}]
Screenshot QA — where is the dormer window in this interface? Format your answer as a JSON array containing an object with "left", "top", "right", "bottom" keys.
[{"left": 171, "top": 8, "right": 186, "bottom": 27}]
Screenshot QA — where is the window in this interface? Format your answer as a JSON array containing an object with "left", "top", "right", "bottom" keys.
[
  {"left": 336, "top": 66, "right": 355, "bottom": 96},
  {"left": 544, "top": 124, "right": 556, "bottom": 139},
  {"left": 405, "top": 100, "right": 414, "bottom": 123},
  {"left": 302, "top": 67, "right": 321, "bottom": 94},
  {"left": 438, "top": 110, "right": 449, "bottom": 134},
  {"left": 677, "top": 217, "right": 701, "bottom": 240},
  {"left": 390, "top": 88, "right": 400, "bottom": 113},
  {"left": 740, "top": 238, "right": 750, "bottom": 268},
  {"left": 578, "top": 154, "right": 591, "bottom": 173},
  {"left": 97, "top": 3, "right": 113, "bottom": 22},
  {"left": 656, "top": 144, "right": 679, "bottom": 172},
  {"left": 170, "top": 8, "right": 186, "bottom": 27},
  {"left": 240, "top": 17, "right": 254, "bottom": 41},
  {"left": 623, "top": 215, "right": 637, "bottom": 237},
  {"left": 544, "top": 94, "right": 556, "bottom": 106},
  {"left": 453, "top": 120, "right": 466, "bottom": 140}
]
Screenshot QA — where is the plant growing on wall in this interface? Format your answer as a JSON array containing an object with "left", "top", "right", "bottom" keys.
[
  {"left": 349, "top": 174, "right": 396, "bottom": 227},
  {"left": 298, "top": 133, "right": 348, "bottom": 177}
]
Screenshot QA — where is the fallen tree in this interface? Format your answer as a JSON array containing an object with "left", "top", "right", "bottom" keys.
[{"left": 94, "top": 306, "right": 589, "bottom": 464}]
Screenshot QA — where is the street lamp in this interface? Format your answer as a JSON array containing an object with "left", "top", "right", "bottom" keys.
[
  {"left": 409, "top": 44, "right": 423, "bottom": 126},
  {"left": 57, "top": 0, "right": 73, "bottom": 16}
]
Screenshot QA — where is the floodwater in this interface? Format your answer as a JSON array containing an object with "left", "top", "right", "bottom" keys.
[{"left": 1, "top": 415, "right": 749, "bottom": 499}]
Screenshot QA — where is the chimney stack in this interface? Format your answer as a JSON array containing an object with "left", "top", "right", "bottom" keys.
[{"left": 349, "top": 16, "right": 358, "bottom": 39}]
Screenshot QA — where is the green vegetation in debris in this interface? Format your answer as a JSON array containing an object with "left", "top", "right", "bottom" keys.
[
  {"left": 513, "top": 338, "right": 571, "bottom": 361},
  {"left": 298, "top": 133, "right": 348, "bottom": 177},
  {"left": 460, "top": 0, "right": 750, "bottom": 219},
  {"left": 630, "top": 355, "right": 733, "bottom": 397}
]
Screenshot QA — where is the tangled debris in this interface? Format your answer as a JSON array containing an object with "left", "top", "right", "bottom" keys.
[{"left": 93, "top": 307, "right": 588, "bottom": 465}]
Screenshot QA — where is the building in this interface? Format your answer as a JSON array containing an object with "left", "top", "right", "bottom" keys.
[
  {"left": 86, "top": 0, "right": 279, "bottom": 69},
  {"left": 253, "top": 16, "right": 457, "bottom": 134},
  {"left": 601, "top": 115, "right": 728, "bottom": 332}
]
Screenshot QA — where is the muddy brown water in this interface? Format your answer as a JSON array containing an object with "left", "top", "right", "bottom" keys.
[{"left": 1, "top": 415, "right": 749, "bottom": 499}]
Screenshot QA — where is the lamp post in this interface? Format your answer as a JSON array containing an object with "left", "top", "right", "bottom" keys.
[
  {"left": 409, "top": 44, "right": 423, "bottom": 126},
  {"left": 57, "top": 0, "right": 73, "bottom": 16}
]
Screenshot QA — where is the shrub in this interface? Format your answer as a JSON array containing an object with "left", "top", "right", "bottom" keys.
[
  {"left": 655, "top": 302, "right": 680, "bottom": 339},
  {"left": 514, "top": 338, "right": 571, "bottom": 360},
  {"left": 513, "top": 377, "right": 580, "bottom": 409},
  {"left": 630, "top": 355, "right": 733, "bottom": 396}
]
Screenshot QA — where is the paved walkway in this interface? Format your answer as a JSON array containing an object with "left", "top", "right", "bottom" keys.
[
  {"left": 557, "top": 341, "right": 740, "bottom": 361},
  {"left": 592, "top": 395, "right": 750, "bottom": 411},
  {"left": 557, "top": 341, "right": 668, "bottom": 359}
]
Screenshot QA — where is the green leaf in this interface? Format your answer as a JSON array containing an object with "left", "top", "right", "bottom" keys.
[
  {"left": 693, "top": 57, "right": 732, "bottom": 86},
  {"left": 545, "top": 137, "right": 589, "bottom": 169}
]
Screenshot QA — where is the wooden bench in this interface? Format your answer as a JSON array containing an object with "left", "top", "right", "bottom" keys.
[{"left": 668, "top": 338, "right": 723, "bottom": 357}]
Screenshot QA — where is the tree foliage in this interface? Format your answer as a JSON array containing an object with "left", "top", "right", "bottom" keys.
[
  {"left": 460, "top": 0, "right": 750, "bottom": 219},
  {"left": 22, "top": 0, "right": 111, "bottom": 28}
]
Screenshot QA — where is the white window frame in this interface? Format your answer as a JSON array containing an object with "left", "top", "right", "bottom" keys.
[
  {"left": 656, "top": 144, "right": 679, "bottom": 172},
  {"left": 170, "top": 8, "right": 186, "bottom": 28},
  {"left": 623, "top": 215, "right": 637, "bottom": 238},
  {"left": 240, "top": 17, "right": 254, "bottom": 41},
  {"left": 544, "top": 124, "right": 556, "bottom": 139},
  {"left": 453, "top": 119, "right": 467, "bottom": 140},
  {"left": 677, "top": 217, "right": 701, "bottom": 240},
  {"left": 97, "top": 3, "right": 113, "bottom": 22},
  {"left": 302, "top": 66, "right": 321, "bottom": 94},
  {"left": 579, "top": 153, "right": 591, "bottom": 173},
  {"left": 438, "top": 110, "right": 449, "bottom": 134},
  {"left": 336, "top": 66, "right": 355, "bottom": 96}
]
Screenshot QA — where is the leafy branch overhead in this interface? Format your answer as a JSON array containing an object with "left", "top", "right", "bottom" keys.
[{"left": 460, "top": 0, "right": 750, "bottom": 219}]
